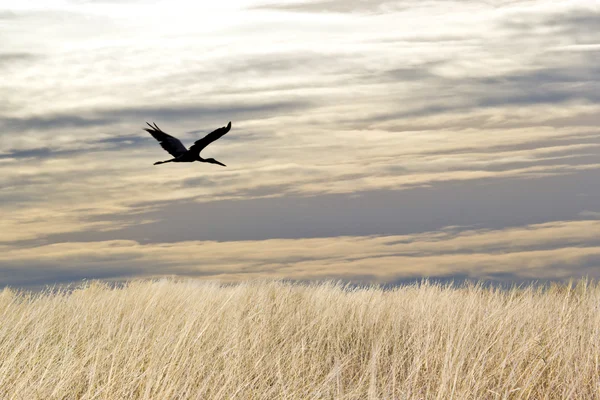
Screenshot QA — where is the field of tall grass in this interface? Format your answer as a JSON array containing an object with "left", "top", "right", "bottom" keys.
[{"left": 0, "top": 279, "right": 599, "bottom": 399}]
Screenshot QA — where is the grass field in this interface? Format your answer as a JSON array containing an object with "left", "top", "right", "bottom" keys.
[{"left": 0, "top": 279, "right": 599, "bottom": 399}]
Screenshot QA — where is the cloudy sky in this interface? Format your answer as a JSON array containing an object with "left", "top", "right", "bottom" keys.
[{"left": 1, "top": 0, "right": 599, "bottom": 288}]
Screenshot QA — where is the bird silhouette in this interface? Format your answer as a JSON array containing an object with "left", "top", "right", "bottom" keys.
[{"left": 145, "top": 121, "right": 231, "bottom": 166}]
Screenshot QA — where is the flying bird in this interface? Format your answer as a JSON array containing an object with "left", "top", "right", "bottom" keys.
[{"left": 145, "top": 121, "right": 231, "bottom": 166}]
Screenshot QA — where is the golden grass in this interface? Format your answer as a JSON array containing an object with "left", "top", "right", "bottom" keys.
[{"left": 0, "top": 279, "right": 599, "bottom": 399}]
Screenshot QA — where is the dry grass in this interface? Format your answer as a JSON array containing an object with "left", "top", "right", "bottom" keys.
[{"left": 0, "top": 279, "right": 599, "bottom": 399}]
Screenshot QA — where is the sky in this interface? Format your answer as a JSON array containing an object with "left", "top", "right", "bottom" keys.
[{"left": 1, "top": 0, "right": 599, "bottom": 288}]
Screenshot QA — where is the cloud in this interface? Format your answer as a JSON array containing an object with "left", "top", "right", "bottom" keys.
[
  {"left": 14, "top": 167, "right": 598, "bottom": 249},
  {"left": 504, "top": 8, "right": 600, "bottom": 40},
  {"left": 0, "top": 52, "right": 37, "bottom": 66},
  {"left": 0, "top": 147, "right": 70, "bottom": 161},
  {"left": 0, "top": 100, "right": 311, "bottom": 134},
  {"left": 0, "top": 115, "right": 115, "bottom": 133},
  {"left": 0, "top": 11, "right": 17, "bottom": 19},
  {"left": 474, "top": 65, "right": 600, "bottom": 107},
  {"left": 255, "top": 0, "right": 404, "bottom": 14},
  {"left": 579, "top": 211, "right": 600, "bottom": 219},
  {"left": 3, "top": 219, "right": 600, "bottom": 287}
]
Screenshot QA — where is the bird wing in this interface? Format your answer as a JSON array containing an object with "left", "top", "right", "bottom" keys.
[
  {"left": 144, "top": 122, "right": 188, "bottom": 157},
  {"left": 189, "top": 121, "right": 231, "bottom": 155}
]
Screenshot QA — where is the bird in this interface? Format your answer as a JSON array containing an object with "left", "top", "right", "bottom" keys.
[{"left": 144, "top": 121, "right": 231, "bottom": 166}]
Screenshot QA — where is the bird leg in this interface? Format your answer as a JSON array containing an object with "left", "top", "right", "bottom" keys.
[{"left": 154, "top": 159, "right": 175, "bottom": 165}]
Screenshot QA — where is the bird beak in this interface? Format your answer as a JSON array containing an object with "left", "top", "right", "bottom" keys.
[{"left": 209, "top": 159, "right": 226, "bottom": 167}]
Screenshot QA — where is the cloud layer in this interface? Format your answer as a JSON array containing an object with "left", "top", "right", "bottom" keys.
[{"left": 3, "top": 219, "right": 600, "bottom": 288}]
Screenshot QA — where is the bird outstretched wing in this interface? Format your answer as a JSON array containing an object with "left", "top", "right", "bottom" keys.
[
  {"left": 189, "top": 121, "right": 231, "bottom": 155},
  {"left": 144, "top": 122, "right": 188, "bottom": 157}
]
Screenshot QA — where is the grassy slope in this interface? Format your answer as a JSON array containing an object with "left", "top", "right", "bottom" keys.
[{"left": 0, "top": 279, "right": 599, "bottom": 399}]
